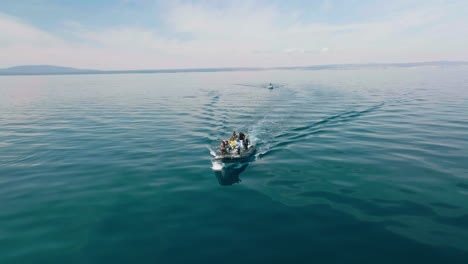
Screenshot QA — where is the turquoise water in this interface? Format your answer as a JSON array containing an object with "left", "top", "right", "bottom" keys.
[{"left": 1, "top": 68, "right": 468, "bottom": 263}]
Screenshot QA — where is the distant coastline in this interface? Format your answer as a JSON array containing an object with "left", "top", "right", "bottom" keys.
[{"left": 1, "top": 61, "right": 467, "bottom": 76}]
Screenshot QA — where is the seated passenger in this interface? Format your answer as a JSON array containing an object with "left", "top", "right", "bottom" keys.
[
  {"left": 224, "top": 140, "right": 231, "bottom": 152},
  {"left": 235, "top": 140, "right": 241, "bottom": 154},
  {"left": 220, "top": 140, "right": 227, "bottom": 155},
  {"left": 230, "top": 131, "right": 238, "bottom": 141}
]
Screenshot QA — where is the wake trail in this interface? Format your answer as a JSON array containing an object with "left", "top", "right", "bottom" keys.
[
  {"left": 258, "top": 102, "right": 385, "bottom": 157},
  {"left": 235, "top": 83, "right": 288, "bottom": 89},
  {"left": 234, "top": 84, "right": 261, "bottom": 88}
]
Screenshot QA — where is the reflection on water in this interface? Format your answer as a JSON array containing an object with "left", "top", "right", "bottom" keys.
[{"left": 212, "top": 161, "right": 250, "bottom": 186}]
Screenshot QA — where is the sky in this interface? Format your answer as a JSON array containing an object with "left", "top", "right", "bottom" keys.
[{"left": 1, "top": 0, "right": 467, "bottom": 70}]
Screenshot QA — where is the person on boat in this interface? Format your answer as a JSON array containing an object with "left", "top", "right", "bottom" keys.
[
  {"left": 238, "top": 132, "right": 247, "bottom": 150},
  {"left": 230, "top": 131, "right": 238, "bottom": 141},
  {"left": 243, "top": 136, "right": 249, "bottom": 149},
  {"left": 239, "top": 132, "right": 245, "bottom": 141},
  {"left": 224, "top": 140, "right": 232, "bottom": 152},
  {"left": 235, "top": 140, "right": 241, "bottom": 155},
  {"left": 230, "top": 140, "right": 235, "bottom": 149},
  {"left": 220, "top": 140, "right": 227, "bottom": 155}
]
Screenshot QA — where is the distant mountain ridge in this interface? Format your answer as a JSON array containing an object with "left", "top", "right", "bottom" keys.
[
  {"left": 0, "top": 65, "right": 100, "bottom": 74},
  {"left": 1, "top": 61, "right": 467, "bottom": 76}
]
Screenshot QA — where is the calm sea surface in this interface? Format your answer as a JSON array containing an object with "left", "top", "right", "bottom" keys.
[{"left": 1, "top": 68, "right": 468, "bottom": 263}]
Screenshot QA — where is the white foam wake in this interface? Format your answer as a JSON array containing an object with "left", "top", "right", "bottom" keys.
[
  {"left": 211, "top": 161, "right": 224, "bottom": 171},
  {"left": 208, "top": 147, "right": 217, "bottom": 157}
]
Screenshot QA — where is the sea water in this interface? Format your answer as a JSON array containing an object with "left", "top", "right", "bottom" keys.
[{"left": 1, "top": 68, "right": 468, "bottom": 263}]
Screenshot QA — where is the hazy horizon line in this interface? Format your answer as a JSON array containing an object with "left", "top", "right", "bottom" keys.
[{"left": 1, "top": 60, "right": 467, "bottom": 76}]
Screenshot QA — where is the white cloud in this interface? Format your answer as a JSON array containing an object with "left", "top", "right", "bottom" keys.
[
  {"left": 0, "top": 1, "right": 467, "bottom": 70},
  {"left": 0, "top": 14, "right": 63, "bottom": 48}
]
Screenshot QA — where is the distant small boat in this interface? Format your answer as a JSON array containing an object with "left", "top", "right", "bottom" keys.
[{"left": 268, "top": 83, "right": 274, "bottom": 89}]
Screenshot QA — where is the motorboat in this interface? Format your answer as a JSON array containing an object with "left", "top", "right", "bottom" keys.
[{"left": 213, "top": 144, "right": 256, "bottom": 163}]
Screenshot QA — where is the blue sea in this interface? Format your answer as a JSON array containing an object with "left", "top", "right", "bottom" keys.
[{"left": 1, "top": 68, "right": 468, "bottom": 263}]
